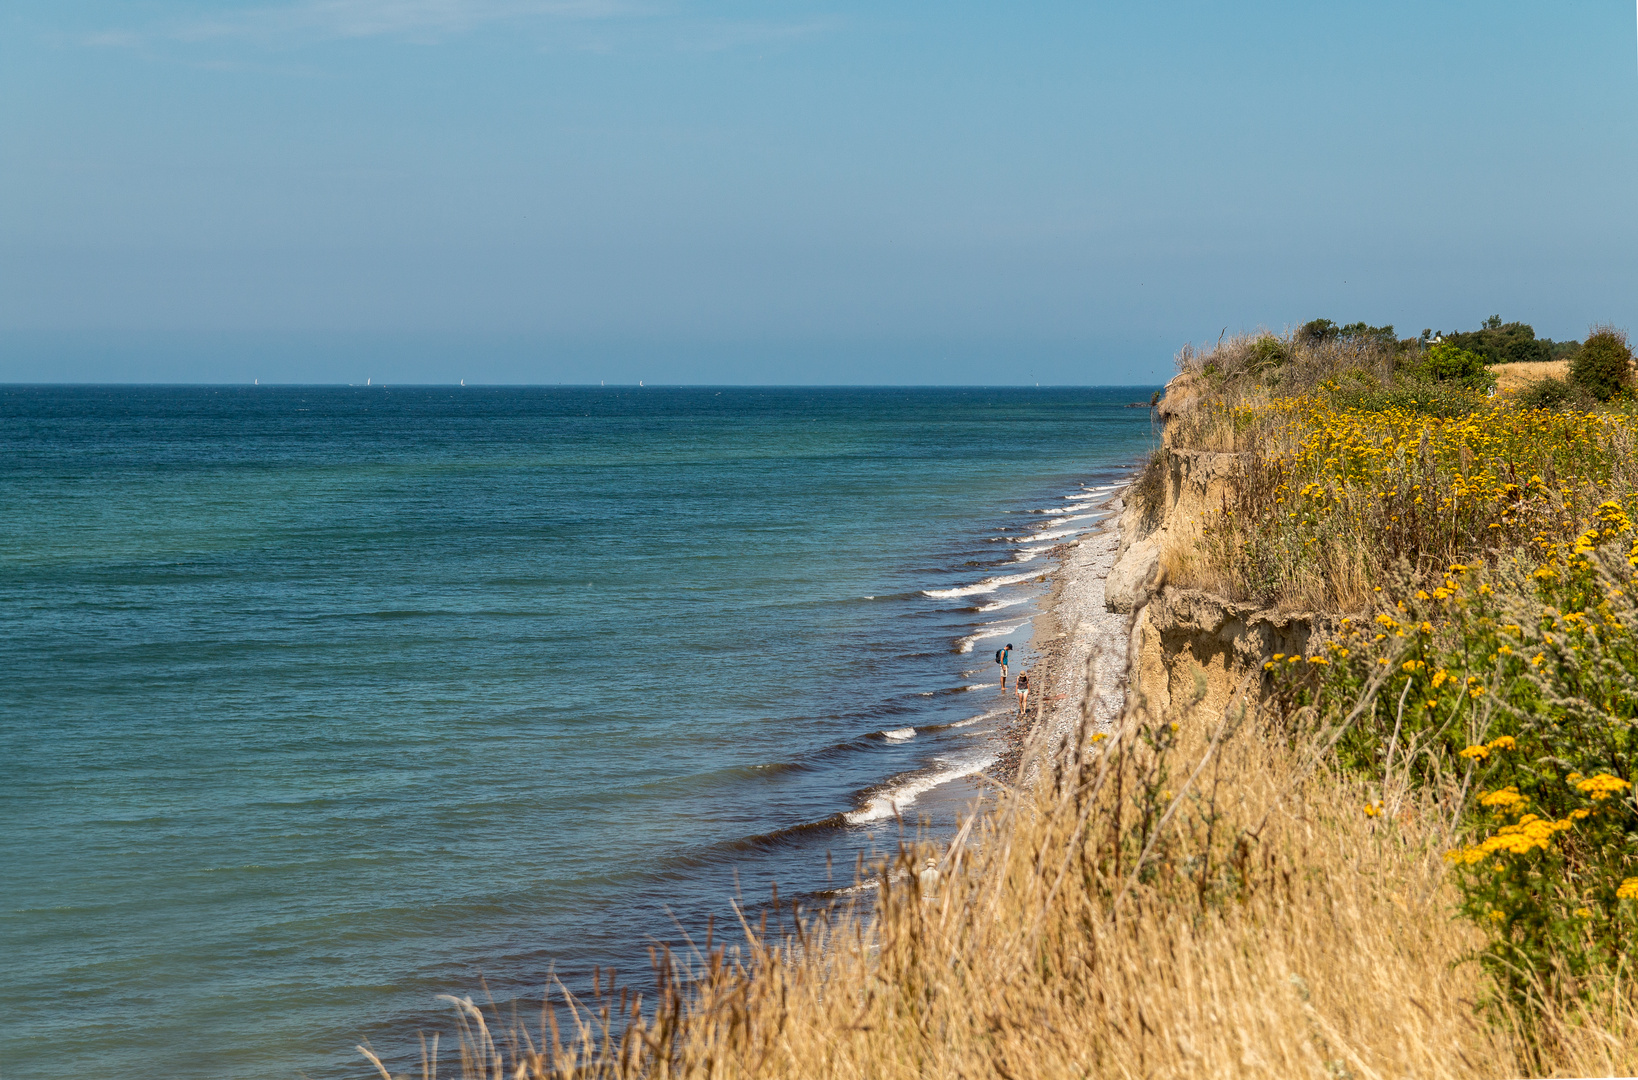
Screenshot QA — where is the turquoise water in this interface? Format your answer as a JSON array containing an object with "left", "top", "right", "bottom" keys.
[{"left": 0, "top": 386, "right": 1157, "bottom": 1079}]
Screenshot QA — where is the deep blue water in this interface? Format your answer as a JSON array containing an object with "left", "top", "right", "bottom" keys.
[{"left": 0, "top": 385, "right": 1157, "bottom": 1079}]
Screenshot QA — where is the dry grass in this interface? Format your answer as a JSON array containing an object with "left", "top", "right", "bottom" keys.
[
  {"left": 362, "top": 649, "right": 1638, "bottom": 1080},
  {"left": 1493, "top": 361, "right": 1571, "bottom": 395}
]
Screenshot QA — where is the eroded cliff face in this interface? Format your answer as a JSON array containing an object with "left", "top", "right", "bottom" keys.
[{"left": 1110, "top": 380, "right": 1326, "bottom": 717}]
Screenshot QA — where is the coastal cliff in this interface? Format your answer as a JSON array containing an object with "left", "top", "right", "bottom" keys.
[{"left": 1106, "top": 380, "right": 1328, "bottom": 717}]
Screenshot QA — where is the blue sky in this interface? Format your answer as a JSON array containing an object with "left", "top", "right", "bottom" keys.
[{"left": 2, "top": 1, "right": 1635, "bottom": 384}]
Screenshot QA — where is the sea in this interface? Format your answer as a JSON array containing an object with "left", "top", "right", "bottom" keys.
[{"left": 0, "top": 385, "right": 1158, "bottom": 1080}]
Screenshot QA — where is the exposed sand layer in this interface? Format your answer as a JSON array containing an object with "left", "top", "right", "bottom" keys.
[
  {"left": 994, "top": 495, "right": 1131, "bottom": 786},
  {"left": 1492, "top": 359, "right": 1569, "bottom": 394}
]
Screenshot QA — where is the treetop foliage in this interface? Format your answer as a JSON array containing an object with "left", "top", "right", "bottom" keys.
[{"left": 1426, "top": 314, "right": 1580, "bottom": 366}]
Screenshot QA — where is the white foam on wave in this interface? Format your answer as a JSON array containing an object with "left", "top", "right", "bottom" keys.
[
  {"left": 1011, "top": 545, "right": 1053, "bottom": 562},
  {"left": 922, "top": 571, "right": 1035, "bottom": 599},
  {"left": 845, "top": 754, "right": 997, "bottom": 824},
  {"left": 1045, "top": 512, "right": 1103, "bottom": 527},
  {"left": 954, "top": 621, "right": 1028, "bottom": 654},
  {"left": 975, "top": 595, "right": 1030, "bottom": 613},
  {"left": 949, "top": 706, "right": 1008, "bottom": 728},
  {"left": 882, "top": 727, "right": 916, "bottom": 741},
  {"left": 963, "top": 683, "right": 990, "bottom": 691},
  {"left": 1022, "top": 526, "right": 1084, "bottom": 544}
]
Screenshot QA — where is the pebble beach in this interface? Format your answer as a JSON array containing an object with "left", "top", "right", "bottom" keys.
[{"left": 993, "top": 491, "right": 1133, "bottom": 785}]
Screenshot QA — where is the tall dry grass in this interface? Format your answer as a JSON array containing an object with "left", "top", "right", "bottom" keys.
[
  {"left": 1162, "top": 330, "right": 1406, "bottom": 456},
  {"left": 360, "top": 638, "right": 1638, "bottom": 1080}
]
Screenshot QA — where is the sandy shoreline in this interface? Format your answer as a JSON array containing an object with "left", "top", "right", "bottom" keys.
[{"left": 993, "top": 487, "right": 1132, "bottom": 785}]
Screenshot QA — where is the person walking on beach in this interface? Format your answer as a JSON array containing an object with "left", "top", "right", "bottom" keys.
[
  {"left": 918, "top": 857, "right": 940, "bottom": 902},
  {"left": 997, "top": 643, "right": 1013, "bottom": 688},
  {"left": 1015, "top": 669, "right": 1031, "bottom": 717}
]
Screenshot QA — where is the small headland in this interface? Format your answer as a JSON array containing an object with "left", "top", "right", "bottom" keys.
[{"left": 387, "top": 322, "right": 1638, "bottom": 1078}]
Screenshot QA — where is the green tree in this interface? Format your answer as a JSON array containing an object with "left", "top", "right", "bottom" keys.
[
  {"left": 1299, "top": 318, "right": 1338, "bottom": 345},
  {"left": 1444, "top": 316, "right": 1552, "bottom": 365},
  {"left": 1569, "top": 327, "right": 1633, "bottom": 401},
  {"left": 1338, "top": 321, "right": 1397, "bottom": 345}
]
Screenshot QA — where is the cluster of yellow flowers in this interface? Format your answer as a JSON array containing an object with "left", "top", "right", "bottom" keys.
[
  {"left": 1262, "top": 652, "right": 1330, "bottom": 671},
  {"left": 1571, "top": 772, "right": 1633, "bottom": 801},
  {"left": 1446, "top": 813, "right": 1578, "bottom": 864},
  {"left": 1445, "top": 762, "right": 1627, "bottom": 867},
  {"left": 1201, "top": 396, "right": 1637, "bottom": 605},
  {"left": 1458, "top": 734, "right": 1519, "bottom": 761},
  {"left": 1477, "top": 785, "right": 1527, "bottom": 811}
]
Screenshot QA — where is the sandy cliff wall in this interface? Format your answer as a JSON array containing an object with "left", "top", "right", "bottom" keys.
[{"left": 1109, "top": 388, "right": 1327, "bottom": 717}]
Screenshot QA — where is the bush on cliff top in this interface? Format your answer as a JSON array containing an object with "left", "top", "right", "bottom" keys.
[
  {"left": 1421, "top": 339, "right": 1497, "bottom": 390},
  {"left": 1570, "top": 327, "right": 1633, "bottom": 402}
]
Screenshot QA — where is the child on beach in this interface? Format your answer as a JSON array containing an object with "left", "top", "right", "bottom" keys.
[
  {"left": 1015, "top": 669, "right": 1030, "bottom": 717},
  {"left": 997, "top": 643, "right": 1012, "bottom": 687}
]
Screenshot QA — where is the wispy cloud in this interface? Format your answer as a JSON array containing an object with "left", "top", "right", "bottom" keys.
[
  {"left": 84, "top": 0, "right": 643, "bottom": 50},
  {"left": 676, "top": 18, "right": 837, "bottom": 53},
  {"left": 83, "top": 29, "right": 147, "bottom": 49},
  {"left": 83, "top": 0, "right": 839, "bottom": 57},
  {"left": 184, "top": 0, "right": 642, "bottom": 42}
]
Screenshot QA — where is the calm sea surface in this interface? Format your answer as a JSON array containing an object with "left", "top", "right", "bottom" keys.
[{"left": 0, "top": 386, "right": 1157, "bottom": 1079}]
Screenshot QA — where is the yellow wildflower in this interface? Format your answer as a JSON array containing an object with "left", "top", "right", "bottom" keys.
[
  {"left": 1575, "top": 773, "right": 1632, "bottom": 801},
  {"left": 1478, "top": 786, "right": 1527, "bottom": 811}
]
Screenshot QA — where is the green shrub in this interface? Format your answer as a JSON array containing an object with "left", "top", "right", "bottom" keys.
[
  {"left": 1330, "top": 376, "right": 1485, "bottom": 417},
  {"left": 1422, "top": 340, "right": 1496, "bottom": 390},
  {"left": 1570, "top": 327, "right": 1633, "bottom": 402},
  {"left": 1247, "top": 335, "right": 1288, "bottom": 372},
  {"left": 1518, "top": 376, "right": 1574, "bottom": 410}
]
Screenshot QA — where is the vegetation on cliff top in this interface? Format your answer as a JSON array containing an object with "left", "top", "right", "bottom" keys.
[
  {"left": 1169, "top": 320, "right": 1638, "bottom": 1058},
  {"left": 1165, "top": 324, "right": 1636, "bottom": 611}
]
